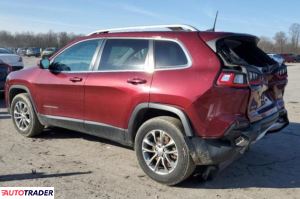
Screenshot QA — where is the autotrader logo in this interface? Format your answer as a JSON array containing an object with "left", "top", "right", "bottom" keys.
[{"left": 0, "top": 187, "right": 54, "bottom": 199}]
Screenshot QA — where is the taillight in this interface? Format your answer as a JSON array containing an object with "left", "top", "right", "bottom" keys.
[
  {"left": 217, "top": 72, "right": 248, "bottom": 88},
  {"left": 248, "top": 71, "right": 263, "bottom": 85},
  {"left": 276, "top": 67, "right": 287, "bottom": 78}
]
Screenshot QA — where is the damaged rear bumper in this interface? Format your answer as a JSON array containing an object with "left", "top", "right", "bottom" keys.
[{"left": 188, "top": 109, "right": 289, "bottom": 165}]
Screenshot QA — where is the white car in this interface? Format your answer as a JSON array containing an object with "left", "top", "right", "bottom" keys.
[
  {"left": 0, "top": 48, "right": 24, "bottom": 71},
  {"left": 268, "top": 53, "right": 285, "bottom": 65}
]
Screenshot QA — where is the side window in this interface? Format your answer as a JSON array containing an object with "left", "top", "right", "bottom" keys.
[
  {"left": 154, "top": 40, "right": 188, "bottom": 68},
  {"left": 99, "top": 39, "right": 149, "bottom": 71},
  {"left": 51, "top": 40, "right": 101, "bottom": 71}
]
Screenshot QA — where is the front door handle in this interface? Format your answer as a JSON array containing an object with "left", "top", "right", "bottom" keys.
[
  {"left": 69, "top": 77, "right": 83, "bottom": 82},
  {"left": 127, "top": 78, "right": 147, "bottom": 85}
]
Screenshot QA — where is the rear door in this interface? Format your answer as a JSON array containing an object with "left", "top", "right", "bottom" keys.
[{"left": 84, "top": 39, "right": 152, "bottom": 137}]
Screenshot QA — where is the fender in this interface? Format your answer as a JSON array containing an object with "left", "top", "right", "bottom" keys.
[
  {"left": 127, "top": 102, "right": 194, "bottom": 144},
  {"left": 8, "top": 85, "right": 40, "bottom": 119}
]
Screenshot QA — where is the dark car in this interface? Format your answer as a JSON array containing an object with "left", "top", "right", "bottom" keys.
[
  {"left": 5, "top": 25, "right": 289, "bottom": 185},
  {"left": 26, "top": 47, "right": 41, "bottom": 57},
  {"left": 280, "top": 53, "right": 296, "bottom": 63},
  {"left": 0, "top": 61, "right": 11, "bottom": 93},
  {"left": 294, "top": 55, "right": 300, "bottom": 62}
]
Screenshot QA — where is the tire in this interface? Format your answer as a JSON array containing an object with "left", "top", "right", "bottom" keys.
[
  {"left": 11, "top": 93, "right": 44, "bottom": 137},
  {"left": 135, "top": 116, "right": 195, "bottom": 185}
]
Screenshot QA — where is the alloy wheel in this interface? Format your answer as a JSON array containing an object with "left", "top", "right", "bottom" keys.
[{"left": 142, "top": 129, "right": 178, "bottom": 175}]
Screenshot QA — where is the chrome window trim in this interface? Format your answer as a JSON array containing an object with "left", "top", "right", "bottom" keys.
[{"left": 48, "top": 37, "right": 192, "bottom": 74}]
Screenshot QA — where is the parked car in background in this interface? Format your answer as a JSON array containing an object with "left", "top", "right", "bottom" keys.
[
  {"left": 5, "top": 24, "right": 289, "bottom": 185},
  {"left": 0, "top": 48, "right": 24, "bottom": 71},
  {"left": 280, "top": 53, "right": 296, "bottom": 63},
  {"left": 268, "top": 53, "right": 285, "bottom": 65},
  {"left": 26, "top": 47, "right": 41, "bottom": 57},
  {"left": 41, "top": 47, "right": 57, "bottom": 59},
  {"left": 294, "top": 55, "right": 300, "bottom": 63},
  {"left": 0, "top": 60, "right": 12, "bottom": 93},
  {"left": 6, "top": 48, "right": 17, "bottom": 54},
  {"left": 17, "top": 48, "right": 27, "bottom": 56}
]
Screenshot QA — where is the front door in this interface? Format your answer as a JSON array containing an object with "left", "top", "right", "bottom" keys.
[{"left": 34, "top": 39, "right": 102, "bottom": 130}]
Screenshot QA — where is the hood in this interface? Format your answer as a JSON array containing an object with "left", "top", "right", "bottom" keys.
[{"left": 0, "top": 54, "right": 22, "bottom": 66}]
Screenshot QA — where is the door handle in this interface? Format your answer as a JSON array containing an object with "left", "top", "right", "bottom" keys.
[
  {"left": 69, "top": 77, "right": 83, "bottom": 82},
  {"left": 127, "top": 78, "right": 147, "bottom": 85}
]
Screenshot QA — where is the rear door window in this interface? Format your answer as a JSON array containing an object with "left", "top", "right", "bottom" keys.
[
  {"left": 98, "top": 39, "right": 149, "bottom": 71},
  {"left": 154, "top": 40, "right": 188, "bottom": 69}
]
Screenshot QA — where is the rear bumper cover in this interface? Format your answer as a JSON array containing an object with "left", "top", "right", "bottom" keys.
[{"left": 188, "top": 109, "right": 289, "bottom": 165}]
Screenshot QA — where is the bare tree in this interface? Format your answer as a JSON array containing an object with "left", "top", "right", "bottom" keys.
[
  {"left": 0, "top": 30, "right": 81, "bottom": 49},
  {"left": 289, "top": 23, "right": 300, "bottom": 53},
  {"left": 273, "top": 31, "right": 287, "bottom": 53},
  {"left": 258, "top": 36, "right": 274, "bottom": 52}
]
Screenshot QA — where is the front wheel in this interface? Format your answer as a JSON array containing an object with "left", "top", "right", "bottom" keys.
[
  {"left": 11, "top": 93, "right": 44, "bottom": 137},
  {"left": 135, "top": 116, "right": 195, "bottom": 185}
]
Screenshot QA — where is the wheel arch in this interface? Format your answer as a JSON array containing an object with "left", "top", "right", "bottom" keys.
[
  {"left": 8, "top": 85, "right": 39, "bottom": 115},
  {"left": 127, "top": 103, "right": 194, "bottom": 145}
]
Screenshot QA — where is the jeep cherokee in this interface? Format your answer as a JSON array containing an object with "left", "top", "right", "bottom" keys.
[{"left": 5, "top": 24, "right": 289, "bottom": 185}]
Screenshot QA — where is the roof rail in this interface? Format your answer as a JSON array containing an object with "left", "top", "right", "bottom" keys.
[{"left": 87, "top": 24, "right": 199, "bottom": 36}]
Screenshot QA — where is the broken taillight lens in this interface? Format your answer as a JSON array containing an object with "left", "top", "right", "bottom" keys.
[
  {"left": 217, "top": 72, "right": 248, "bottom": 88},
  {"left": 248, "top": 71, "right": 263, "bottom": 85}
]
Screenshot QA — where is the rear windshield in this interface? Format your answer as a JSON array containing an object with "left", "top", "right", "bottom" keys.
[{"left": 217, "top": 37, "right": 275, "bottom": 67}]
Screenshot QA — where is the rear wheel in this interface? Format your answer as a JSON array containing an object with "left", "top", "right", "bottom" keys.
[
  {"left": 135, "top": 116, "right": 195, "bottom": 185},
  {"left": 11, "top": 93, "right": 44, "bottom": 137}
]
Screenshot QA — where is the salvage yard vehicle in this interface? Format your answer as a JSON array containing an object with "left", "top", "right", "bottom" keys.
[
  {"left": 5, "top": 24, "right": 289, "bottom": 185},
  {"left": 26, "top": 47, "right": 41, "bottom": 57},
  {"left": 0, "top": 61, "right": 12, "bottom": 93},
  {"left": 0, "top": 48, "right": 24, "bottom": 71},
  {"left": 41, "top": 47, "right": 57, "bottom": 59},
  {"left": 268, "top": 53, "right": 285, "bottom": 65}
]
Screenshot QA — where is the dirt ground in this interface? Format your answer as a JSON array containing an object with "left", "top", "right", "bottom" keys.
[{"left": 0, "top": 57, "right": 300, "bottom": 199}]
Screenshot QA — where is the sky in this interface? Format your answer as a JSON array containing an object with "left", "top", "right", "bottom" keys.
[{"left": 0, "top": 0, "right": 299, "bottom": 38}]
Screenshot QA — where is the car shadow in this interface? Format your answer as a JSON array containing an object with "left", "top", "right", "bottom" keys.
[
  {"left": 180, "top": 122, "right": 300, "bottom": 189},
  {"left": 0, "top": 171, "right": 92, "bottom": 182},
  {"left": 2, "top": 98, "right": 300, "bottom": 188}
]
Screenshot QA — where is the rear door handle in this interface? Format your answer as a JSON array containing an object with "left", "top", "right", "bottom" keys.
[
  {"left": 127, "top": 78, "right": 147, "bottom": 85},
  {"left": 69, "top": 77, "right": 83, "bottom": 82}
]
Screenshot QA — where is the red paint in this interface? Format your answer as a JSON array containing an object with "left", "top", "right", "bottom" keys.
[{"left": 5, "top": 31, "right": 288, "bottom": 138}]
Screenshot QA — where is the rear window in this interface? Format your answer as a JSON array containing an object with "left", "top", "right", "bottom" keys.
[
  {"left": 154, "top": 40, "right": 188, "bottom": 69},
  {"left": 217, "top": 37, "right": 275, "bottom": 67}
]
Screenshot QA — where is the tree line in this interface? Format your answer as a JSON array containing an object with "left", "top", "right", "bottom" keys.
[
  {"left": 0, "top": 24, "right": 299, "bottom": 54},
  {"left": 0, "top": 30, "right": 81, "bottom": 49},
  {"left": 258, "top": 23, "right": 300, "bottom": 54}
]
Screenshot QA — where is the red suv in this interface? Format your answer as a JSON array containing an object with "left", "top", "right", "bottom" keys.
[{"left": 5, "top": 25, "right": 289, "bottom": 185}]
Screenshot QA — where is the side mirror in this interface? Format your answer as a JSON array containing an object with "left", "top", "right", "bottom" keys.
[{"left": 39, "top": 58, "right": 50, "bottom": 69}]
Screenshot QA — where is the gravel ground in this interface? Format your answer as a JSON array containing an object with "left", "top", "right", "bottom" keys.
[{"left": 0, "top": 57, "right": 300, "bottom": 199}]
